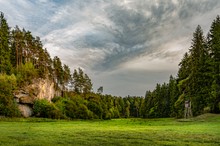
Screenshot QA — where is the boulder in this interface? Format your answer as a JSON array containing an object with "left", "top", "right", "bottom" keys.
[{"left": 18, "top": 104, "right": 33, "bottom": 117}]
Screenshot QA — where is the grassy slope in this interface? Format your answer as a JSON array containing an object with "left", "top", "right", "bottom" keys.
[{"left": 0, "top": 114, "right": 220, "bottom": 146}]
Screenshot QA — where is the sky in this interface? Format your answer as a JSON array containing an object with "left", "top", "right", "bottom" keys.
[{"left": 0, "top": 0, "right": 220, "bottom": 97}]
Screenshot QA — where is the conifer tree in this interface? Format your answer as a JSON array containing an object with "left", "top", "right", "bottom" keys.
[
  {"left": 189, "top": 25, "right": 209, "bottom": 115},
  {"left": 168, "top": 75, "right": 179, "bottom": 117},
  {"left": 53, "top": 56, "right": 64, "bottom": 85},
  {"left": 177, "top": 25, "right": 209, "bottom": 116},
  {"left": 72, "top": 68, "right": 92, "bottom": 94},
  {"left": 11, "top": 26, "right": 24, "bottom": 68},
  {"left": 63, "top": 64, "right": 71, "bottom": 84},
  {"left": 208, "top": 15, "right": 220, "bottom": 113},
  {"left": 0, "top": 12, "right": 12, "bottom": 74}
]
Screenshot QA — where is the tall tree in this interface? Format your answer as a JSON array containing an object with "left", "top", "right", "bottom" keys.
[
  {"left": 72, "top": 68, "right": 92, "bottom": 94},
  {"left": 168, "top": 75, "right": 179, "bottom": 117},
  {"left": 177, "top": 25, "right": 209, "bottom": 115},
  {"left": 141, "top": 90, "right": 152, "bottom": 118},
  {"left": 83, "top": 73, "right": 92, "bottom": 94},
  {"left": 208, "top": 15, "right": 220, "bottom": 113},
  {"left": 11, "top": 26, "right": 24, "bottom": 68},
  {"left": 189, "top": 25, "right": 209, "bottom": 115},
  {"left": 63, "top": 64, "right": 71, "bottom": 83},
  {"left": 53, "top": 56, "right": 64, "bottom": 85},
  {"left": 0, "top": 12, "right": 12, "bottom": 74}
]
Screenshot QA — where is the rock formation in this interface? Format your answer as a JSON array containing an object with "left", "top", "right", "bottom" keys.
[{"left": 14, "top": 78, "right": 60, "bottom": 117}]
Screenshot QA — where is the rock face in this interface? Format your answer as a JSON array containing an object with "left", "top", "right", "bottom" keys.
[
  {"left": 14, "top": 78, "right": 60, "bottom": 117},
  {"left": 29, "top": 78, "right": 56, "bottom": 101},
  {"left": 18, "top": 104, "right": 33, "bottom": 118}
]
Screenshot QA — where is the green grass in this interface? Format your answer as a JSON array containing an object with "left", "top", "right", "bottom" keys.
[{"left": 0, "top": 114, "right": 220, "bottom": 146}]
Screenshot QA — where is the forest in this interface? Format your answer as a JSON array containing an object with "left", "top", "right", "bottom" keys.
[{"left": 0, "top": 12, "right": 220, "bottom": 119}]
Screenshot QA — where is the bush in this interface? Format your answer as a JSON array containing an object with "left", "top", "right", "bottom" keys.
[
  {"left": 33, "top": 99, "right": 63, "bottom": 119},
  {"left": 64, "top": 100, "right": 77, "bottom": 119},
  {"left": 75, "top": 104, "right": 91, "bottom": 119},
  {"left": 52, "top": 96, "right": 95, "bottom": 119}
]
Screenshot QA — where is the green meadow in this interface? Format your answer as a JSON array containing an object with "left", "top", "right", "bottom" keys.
[{"left": 0, "top": 114, "right": 220, "bottom": 146}]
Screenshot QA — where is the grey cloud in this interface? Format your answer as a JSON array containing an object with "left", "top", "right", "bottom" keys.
[
  {"left": 94, "top": 0, "right": 220, "bottom": 71},
  {"left": 90, "top": 1, "right": 179, "bottom": 70},
  {"left": 45, "top": 0, "right": 220, "bottom": 72},
  {"left": 33, "top": 2, "right": 220, "bottom": 66}
]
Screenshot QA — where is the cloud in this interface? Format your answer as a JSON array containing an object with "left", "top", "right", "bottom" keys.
[{"left": 1, "top": 0, "right": 220, "bottom": 96}]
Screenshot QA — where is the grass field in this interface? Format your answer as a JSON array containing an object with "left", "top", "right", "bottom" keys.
[{"left": 0, "top": 114, "right": 220, "bottom": 146}]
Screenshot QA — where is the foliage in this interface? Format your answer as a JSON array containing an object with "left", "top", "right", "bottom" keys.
[
  {"left": 0, "top": 74, "right": 20, "bottom": 117},
  {"left": 14, "top": 62, "right": 38, "bottom": 85},
  {"left": 33, "top": 99, "right": 63, "bottom": 119}
]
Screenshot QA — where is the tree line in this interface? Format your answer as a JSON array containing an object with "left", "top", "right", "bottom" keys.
[
  {"left": 0, "top": 12, "right": 220, "bottom": 119},
  {"left": 142, "top": 15, "right": 220, "bottom": 118}
]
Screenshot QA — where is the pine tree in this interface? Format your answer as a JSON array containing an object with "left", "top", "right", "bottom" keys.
[
  {"left": 72, "top": 68, "right": 93, "bottom": 94},
  {"left": 53, "top": 56, "right": 64, "bottom": 85},
  {"left": 63, "top": 64, "right": 71, "bottom": 84},
  {"left": 177, "top": 25, "right": 209, "bottom": 116},
  {"left": 0, "top": 12, "right": 12, "bottom": 74},
  {"left": 188, "top": 25, "right": 209, "bottom": 115},
  {"left": 83, "top": 73, "right": 92, "bottom": 94},
  {"left": 177, "top": 52, "right": 191, "bottom": 81},
  {"left": 72, "top": 69, "right": 80, "bottom": 93},
  {"left": 11, "top": 26, "right": 24, "bottom": 68},
  {"left": 141, "top": 90, "right": 153, "bottom": 118},
  {"left": 208, "top": 15, "right": 220, "bottom": 113},
  {"left": 168, "top": 75, "right": 179, "bottom": 117}
]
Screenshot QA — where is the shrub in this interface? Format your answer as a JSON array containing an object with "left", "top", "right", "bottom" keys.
[
  {"left": 64, "top": 100, "right": 77, "bottom": 119},
  {"left": 33, "top": 99, "right": 63, "bottom": 119},
  {"left": 75, "top": 104, "right": 91, "bottom": 119}
]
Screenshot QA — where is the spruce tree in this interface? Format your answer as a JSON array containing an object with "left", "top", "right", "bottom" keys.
[
  {"left": 208, "top": 15, "right": 220, "bottom": 113},
  {"left": 0, "top": 12, "right": 12, "bottom": 74},
  {"left": 188, "top": 25, "right": 209, "bottom": 115},
  {"left": 53, "top": 56, "right": 64, "bottom": 85},
  {"left": 177, "top": 25, "right": 208, "bottom": 115},
  {"left": 71, "top": 68, "right": 93, "bottom": 94}
]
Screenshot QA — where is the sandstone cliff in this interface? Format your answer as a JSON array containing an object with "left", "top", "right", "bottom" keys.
[{"left": 14, "top": 78, "right": 60, "bottom": 117}]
